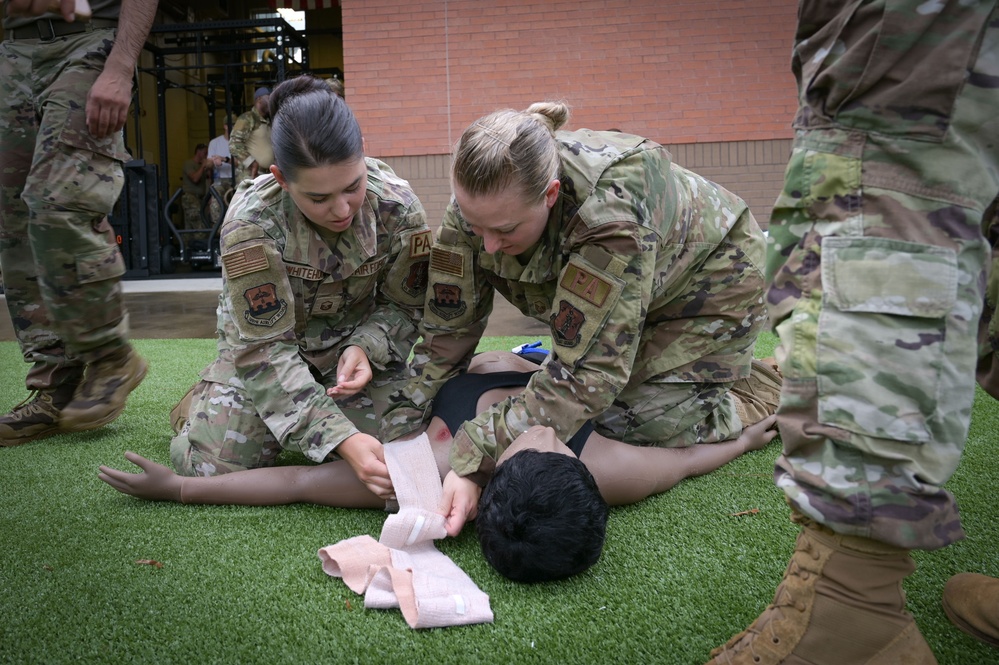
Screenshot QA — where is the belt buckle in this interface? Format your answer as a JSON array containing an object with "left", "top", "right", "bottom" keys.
[{"left": 37, "top": 19, "right": 57, "bottom": 41}]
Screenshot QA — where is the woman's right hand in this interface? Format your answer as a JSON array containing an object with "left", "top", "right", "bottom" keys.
[{"left": 337, "top": 432, "right": 394, "bottom": 500}]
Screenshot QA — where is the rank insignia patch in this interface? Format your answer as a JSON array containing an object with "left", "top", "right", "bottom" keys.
[
  {"left": 223, "top": 245, "right": 269, "bottom": 278},
  {"left": 551, "top": 299, "right": 585, "bottom": 347},
  {"left": 243, "top": 283, "right": 289, "bottom": 326},
  {"left": 428, "top": 282, "right": 467, "bottom": 321}
]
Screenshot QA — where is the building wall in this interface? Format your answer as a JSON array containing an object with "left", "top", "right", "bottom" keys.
[
  {"left": 343, "top": 0, "right": 799, "bottom": 227},
  {"left": 382, "top": 137, "right": 791, "bottom": 234}
]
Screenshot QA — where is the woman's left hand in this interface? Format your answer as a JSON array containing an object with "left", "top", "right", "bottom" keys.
[{"left": 327, "top": 346, "right": 373, "bottom": 398}]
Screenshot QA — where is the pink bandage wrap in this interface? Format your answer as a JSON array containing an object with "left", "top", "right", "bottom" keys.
[{"left": 318, "top": 434, "right": 494, "bottom": 628}]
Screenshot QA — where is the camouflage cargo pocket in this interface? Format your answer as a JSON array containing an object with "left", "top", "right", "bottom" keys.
[
  {"left": 816, "top": 235, "right": 957, "bottom": 443},
  {"left": 76, "top": 244, "right": 126, "bottom": 284}
]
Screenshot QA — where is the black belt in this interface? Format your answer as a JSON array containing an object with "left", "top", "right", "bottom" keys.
[{"left": 7, "top": 18, "right": 117, "bottom": 42}]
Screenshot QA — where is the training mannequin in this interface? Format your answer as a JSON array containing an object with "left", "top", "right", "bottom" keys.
[{"left": 100, "top": 352, "right": 777, "bottom": 510}]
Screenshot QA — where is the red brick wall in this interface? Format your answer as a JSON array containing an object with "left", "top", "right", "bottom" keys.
[{"left": 343, "top": 0, "right": 799, "bottom": 157}]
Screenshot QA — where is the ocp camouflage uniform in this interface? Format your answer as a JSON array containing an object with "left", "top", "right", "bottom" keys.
[
  {"left": 228, "top": 108, "right": 268, "bottom": 186},
  {"left": 0, "top": 4, "right": 130, "bottom": 393},
  {"left": 385, "top": 129, "right": 769, "bottom": 484},
  {"left": 765, "top": 0, "right": 999, "bottom": 550},
  {"left": 170, "top": 158, "right": 431, "bottom": 476},
  {"left": 180, "top": 157, "right": 210, "bottom": 232}
]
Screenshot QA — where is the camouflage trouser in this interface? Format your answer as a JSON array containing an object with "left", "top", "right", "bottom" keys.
[
  {"left": 0, "top": 29, "right": 129, "bottom": 389},
  {"left": 181, "top": 192, "right": 205, "bottom": 231},
  {"left": 593, "top": 379, "right": 742, "bottom": 448},
  {"left": 169, "top": 366, "right": 410, "bottom": 476},
  {"left": 765, "top": 2, "right": 999, "bottom": 550}
]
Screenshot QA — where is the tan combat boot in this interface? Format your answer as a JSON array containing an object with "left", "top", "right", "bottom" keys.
[
  {"left": 0, "top": 378, "right": 80, "bottom": 446},
  {"left": 707, "top": 514, "right": 938, "bottom": 665},
  {"left": 731, "top": 357, "right": 783, "bottom": 426},
  {"left": 941, "top": 573, "right": 999, "bottom": 647},
  {"left": 60, "top": 344, "right": 148, "bottom": 432}
]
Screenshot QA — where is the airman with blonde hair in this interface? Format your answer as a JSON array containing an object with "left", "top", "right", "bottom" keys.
[{"left": 383, "top": 100, "right": 778, "bottom": 535}]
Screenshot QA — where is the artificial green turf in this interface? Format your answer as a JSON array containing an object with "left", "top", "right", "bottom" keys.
[{"left": 1, "top": 335, "right": 996, "bottom": 664}]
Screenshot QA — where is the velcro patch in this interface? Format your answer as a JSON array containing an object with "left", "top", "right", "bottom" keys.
[
  {"left": 223, "top": 245, "right": 269, "bottom": 279},
  {"left": 430, "top": 247, "right": 464, "bottom": 277},
  {"left": 410, "top": 230, "right": 432, "bottom": 258},
  {"left": 402, "top": 260, "right": 429, "bottom": 297},
  {"left": 551, "top": 299, "right": 585, "bottom": 347},
  {"left": 428, "top": 282, "right": 467, "bottom": 321},
  {"left": 560, "top": 264, "right": 612, "bottom": 307},
  {"left": 243, "top": 283, "right": 289, "bottom": 327}
]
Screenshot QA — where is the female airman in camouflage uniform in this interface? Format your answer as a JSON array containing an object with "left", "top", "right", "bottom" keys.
[
  {"left": 170, "top": 76, "right": 430, "bottom": 499},
  {"left": 384, "top": 102, "right": 775, "bottom": 533}
]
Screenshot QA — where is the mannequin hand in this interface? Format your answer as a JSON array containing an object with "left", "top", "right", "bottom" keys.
[
  {"left": 326, "top": 346, "right": 372, "bottom": 399},
  {"left": 739, "top": 414, "right": 779, "bottom": 453},
  {"left": 439, "top": 470, "right": 480, "bottom": 537},
  {"left": 98, "top": 452, "right": 184, "bottom": 502},
  {"left": 337, "top": 432, "right": 393, "bottom": 499}
]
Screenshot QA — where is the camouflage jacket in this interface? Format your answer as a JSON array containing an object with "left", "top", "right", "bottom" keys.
[
  {"left": 385, "top": 129, "right": 767, "bottom": 481},
  {"left": 201, "top": 157, "right": 431, "bottom": 463},
  {"left": 228, "top": 108, "right": 268, "bottom": 173}
]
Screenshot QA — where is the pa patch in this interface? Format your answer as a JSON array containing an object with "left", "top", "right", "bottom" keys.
[
  {"left": 560, "top": 264, "right": 612, "bottom": 307},
  {"left": 410, "top": 230, "right": 432, "bottom": 258},
  {"left": 428, "top": 282, "right": 467, "bottom": 321},
  {"left": 402, "top": 259, "right": 429, "bottom": 298},
  {"left": 551, "top": 299, "right": 585, "bottom": 347},
  {"left": 243, "top": 283, "right": 288, "bottom": 327}
]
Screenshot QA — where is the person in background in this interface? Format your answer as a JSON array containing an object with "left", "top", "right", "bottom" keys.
[
  {"left": 207, "top": 121, "right": 232, "bottom": 223},
  {"left": 229, "top": 86, "right": 270, "bottom": 185},
  {"left": 180, "top": 142, "right": 212, "bottom": 232},
  {"left": 0, "top": 0, "right": 155, "bottom": 446}
]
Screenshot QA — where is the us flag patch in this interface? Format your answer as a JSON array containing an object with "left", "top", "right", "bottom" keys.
[
  {"left": 430, "top": 247, "right": 464, "bottom": 277},
  {"left": 223, "top": 245, "right": 269, "bottom": 278}
]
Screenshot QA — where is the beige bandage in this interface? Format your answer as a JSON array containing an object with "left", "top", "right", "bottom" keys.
[{"left": 318, "top": 434, "right": 494, "bottom": 628}]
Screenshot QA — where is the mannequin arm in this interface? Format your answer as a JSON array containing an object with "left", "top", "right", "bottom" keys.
[{"left": 99, "top": 452, "right": 383, "bottom": 509}]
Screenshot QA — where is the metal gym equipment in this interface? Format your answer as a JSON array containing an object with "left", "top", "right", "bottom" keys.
[{"left": 114, "top": 17, "right": 342, "bottom": 276}]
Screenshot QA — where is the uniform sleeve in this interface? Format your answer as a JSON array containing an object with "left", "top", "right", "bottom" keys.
[
  {"left": 381, "top": 203, "right": 494, "bottom": 441},
  {"left": 228, "top": 116, "right": 251, "bottom": 166},
  {"left": 449, "top": 222, "right": 651, "bottom": 483},
  {"left": 342, "top": 197, "right": 431, "bottom": 371},
  {"left": 219, "top": 219, "right": 361, "bottom": 463}
]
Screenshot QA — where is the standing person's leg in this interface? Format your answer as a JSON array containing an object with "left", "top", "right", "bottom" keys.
[
  {"left": 14, "top": 33, "right": 147, "bottom": 434},
  {"left": 0, "top": 39, "right": 86, "bottom": 445},
  {"left": 708, "top": 3, "right": 999, "bottom": 663}
]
